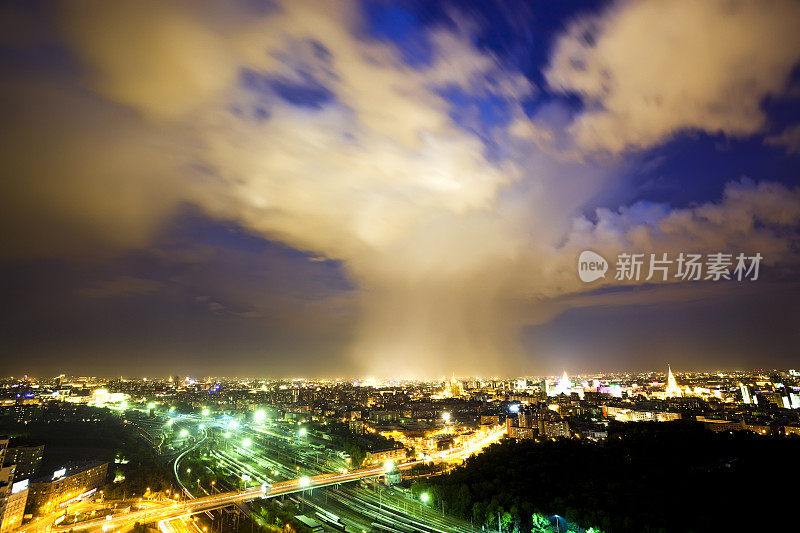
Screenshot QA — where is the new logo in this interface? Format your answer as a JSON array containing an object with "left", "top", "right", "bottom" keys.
[{"left": 578, "top": 250, "right": 608, "bottom": 282}]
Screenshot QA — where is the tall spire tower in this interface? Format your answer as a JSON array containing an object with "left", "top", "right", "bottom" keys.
[{"left": 665, "top": 365, "right": 682, "bottom": 397}]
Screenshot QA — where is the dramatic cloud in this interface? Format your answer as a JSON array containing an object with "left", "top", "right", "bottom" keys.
[
  {"left": 546, "top": 0, "right": 800, "bottom": 153},
  {"left": 2, "top": 0, "right": 799, "bottom": 377}
]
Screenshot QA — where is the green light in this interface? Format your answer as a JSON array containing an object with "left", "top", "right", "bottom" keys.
[
  {"left": 298, "top": 428, "right": 307, "bottom": 437},
  {"left": 147, "top": 403, "right": 155, "bottom": 409},
  {"left": 201, "top": 408, "right": 210, "bottom": 416},
  {"left": 179, "top": 429, "right": 188, "bottom": 437},
  {"left": 254, "top": 410, "right": 266, "bottom": 423},
  {"left": 299, "top": 476, "right": 310, "bottom": 487},
  {"left": 421, "top": 492, "right": 429, "bottom": 503},
  {"left": 228, "top": 420, "right": 239, "bottom": 430},
  {"left": 198, "top": 424, "right": 205, "bottom": 430},
  {"left": 242, "top": 438, "right": 252, "bottom": 447}
]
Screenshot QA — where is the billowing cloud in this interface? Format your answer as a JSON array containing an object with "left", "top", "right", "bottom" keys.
[
  {"left": 1, "top": 0, "right": 799, "bottom": 377},
  {"left": 546, "top": 0, "right": 800, "bottom": 153}
]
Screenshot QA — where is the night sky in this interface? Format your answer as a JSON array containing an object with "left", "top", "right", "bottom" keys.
[{"left": 1, "top": 0, "right": 799, "bottom": 378}]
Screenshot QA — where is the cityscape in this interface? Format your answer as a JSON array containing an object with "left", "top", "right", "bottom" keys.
[
  {"left": 2, "top": 1, "right": 800, "bottom": 532},
  {"left": 2, "top": 368, "right": 800, "bottom": 533}
]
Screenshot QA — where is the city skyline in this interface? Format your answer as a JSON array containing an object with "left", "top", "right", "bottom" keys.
[{"left": 2, "top": 0, "right": 800, "bottom": 378}]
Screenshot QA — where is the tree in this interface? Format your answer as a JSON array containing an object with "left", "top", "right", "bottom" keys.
[
  {"left": 531, "top": 513, "right": 551, "bottom": 532},
  {"left": 500, "top": 511, "right": 513, "bottom": 532}
]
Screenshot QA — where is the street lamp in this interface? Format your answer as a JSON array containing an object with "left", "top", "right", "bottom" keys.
[
  {"left": 242, "top": 438, "right": 252, "bottom": 447},
  {"left": 420, "top": 492, "right": 430, "bottom": 504},
  {"left": 201, "top": 408, "right": 210, "bottom": 416},
  {"left": 254, "top": 410, "right": 266, "bottom": 423},
  {"left": 298, "top": 427, "right": 307, "bottom": 438},
  {"left": 442, "top": 412, "right": 451, "bottom": 423}
]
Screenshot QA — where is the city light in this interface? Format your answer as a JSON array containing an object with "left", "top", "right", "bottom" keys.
[
  {"left": 147, "top": 402, "right": 155, "bottom": 409},
  {"left": 201, "top": 408, "right": 210, "bottom": 416},
  {"left": 179, "top": 429, "right": 188, "bottom": 437},
  {"left": 228, "top": 420, "right": 239, "bottom": 430},
  {"left": 442, "top": 412, "right": 451, "bottom": 422},
  {"left": 299, "top": 476, "right": 310, "bottom": 487},
  {"left": 242, "top": 438, "right": 252, "bottom": 447},
  {"left": 383, "top": 460, "right": 394, "bottom": 472},
  {"left": 421, "top": 492, "right": 430, "bottom": 503},
  {"left": 254, "top": 409, "right": 266, "bottom": 423},
  {"left": 298, "top": 427, "right": 307, "bottom": 437}
]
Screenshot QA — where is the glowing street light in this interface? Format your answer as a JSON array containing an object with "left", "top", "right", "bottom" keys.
[
  {"left": 420, "top": 492, "right": 430, "bottom": 504},
  {"left": 254, "top": 410, "right": 266, "bottom": 423},
  {"left": 179, "top": 429, "right": 188, "bottom": 437},
  {"left": 201, "top": 408, "right": 210, "bottom": 416},
  {"left": 147, "top": 402, "right": 155, "bottom": 409},
  {"left": 242, "top": 438, "right": 252, "bottom": 447},
  {"left": 383, "top": 460, "right": 394, "bottom": 473},
  {"left": 299, "top": 476, "right": 310, "bottom": 487},
  {"left": 442, "top": 412, "right": 451, "bottom": 423},
  {"left": 298, "top": 427, "right": 307, "bottom": 437},
  {"left": 198, "top": 424, "right": 205, "bottom": 430},
  {"left": 228, "top": 420, "right": 239, "bottom": 430}
]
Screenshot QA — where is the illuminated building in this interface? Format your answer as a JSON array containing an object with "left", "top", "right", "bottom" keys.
[
  {"left": 438, "top": 374, "right": 465, "bottom": 398},
  {"left": 0, "top": 480, "right": 28, "bottom": 533},
  {"left": 27, "top": 461, "right": 108, "bottom": 513},
  {"left": 364, "top": 447, "right": 406, "bottom": 465},
  {"left": 3, "top": 445, "right": 43, "bottom": 481},
  {"left": 665, "top": 366, "right": 683, "bottom": 398},
  {"left": 0, "top": 438, "right": 23, "bottom": 533},
  {"left": 554, "top": 371, "right": 571, "bottom": 396},
  {"left": 739, "top": 383, "right": 751, "bottom": 404}
]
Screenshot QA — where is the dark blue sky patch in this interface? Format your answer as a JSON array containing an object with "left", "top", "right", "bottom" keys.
[
  {"left": 360, "top": 1, "right": 436, "bottom": 68},
  {"left": 583, "top": 132, "right": 800, "bottom": 217},
  {"left": 239, "top": 67, "right": 334, "bottom": 110}
]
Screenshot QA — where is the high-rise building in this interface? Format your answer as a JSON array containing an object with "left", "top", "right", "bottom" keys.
[
  {"left": 0, "top": 438, "right": 23, "bottom": 533},
  {"left": 739, "top": 383, "right": 752, "bottom": 404},
  {"left": 27, "top": 461, "right": 108, "bottom": 514},
  {"left": 665, "top": 366, "right": 683, "bottom": 398},
  {"left": 3, "top": 445, "right": 43, "bottom": 481}
]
